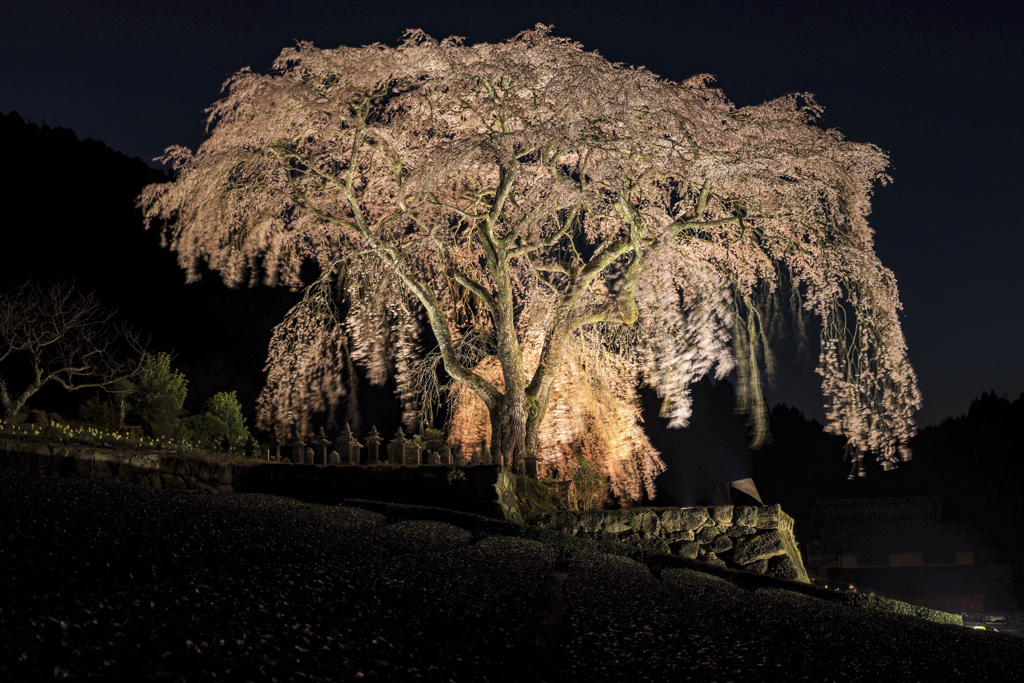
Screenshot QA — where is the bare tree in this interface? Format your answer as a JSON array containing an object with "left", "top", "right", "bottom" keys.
[
  {"left": 0, "top": 281, "right": 146, "bottom": 422},
  {"left": 140, "top": 26, "right": 920, "bottom": 490}
]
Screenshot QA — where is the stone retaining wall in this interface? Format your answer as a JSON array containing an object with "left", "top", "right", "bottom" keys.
[
  {"left": 0, "top": 439, "right": 236, "bottom": 494},
  {"left": 0, "top": 439, "right": 506, "bottom": 517},
  {"left": 529, "top": 505, "right": 809, "bottom": 583}
]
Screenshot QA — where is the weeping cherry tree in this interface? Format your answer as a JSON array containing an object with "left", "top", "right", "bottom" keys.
[{"left": 139, "top": 26, "right": 920, "bottom": 495}]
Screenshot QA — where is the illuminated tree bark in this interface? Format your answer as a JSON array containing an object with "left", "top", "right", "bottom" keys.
[
  {"left": 140, "top": 26, "right": 920, "bottom": 482},
  {"left": 449, "top": 330, "right": 664, "bottom": 504}
]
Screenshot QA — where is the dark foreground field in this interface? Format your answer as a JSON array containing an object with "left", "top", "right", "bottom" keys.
[{"left": 2, "top": 471, "right": 1022, "bottom": 682}]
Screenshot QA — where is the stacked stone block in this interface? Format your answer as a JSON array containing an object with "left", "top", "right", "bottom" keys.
[{"left": 530, "top": 504, "right": 808, "bottom": 583}]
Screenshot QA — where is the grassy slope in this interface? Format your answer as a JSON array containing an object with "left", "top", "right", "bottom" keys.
[{"left": 3, "top": 470, "right": 1023, "bottom": 682}]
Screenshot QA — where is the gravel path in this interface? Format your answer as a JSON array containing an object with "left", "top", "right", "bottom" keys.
[{"left": 2, "top": 470, "right": 1023, "bottom": 682}]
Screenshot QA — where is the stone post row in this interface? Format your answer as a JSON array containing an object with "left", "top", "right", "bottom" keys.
[{"left": 252, "top": 425, "right": 478, "bottom": 469}]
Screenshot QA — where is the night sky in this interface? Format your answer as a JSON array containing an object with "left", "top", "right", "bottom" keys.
[{"left": 2, "top": 0, "right": 1021, "bottom": 429}]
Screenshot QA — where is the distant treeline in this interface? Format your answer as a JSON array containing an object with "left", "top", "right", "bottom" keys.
[
  {"left": 755, "top": 389, "right": 1024, "bottom": 606},
  {"left": 754, "top": 390, "right": 1024, "bottom": 521}
]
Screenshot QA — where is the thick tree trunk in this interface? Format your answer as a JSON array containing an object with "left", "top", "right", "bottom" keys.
[
  {"left": 489, "top": 324, "right": 530, "bottom": 472},
  {"left": 488, "top": 396, "right": 528, "bottom": 472}
]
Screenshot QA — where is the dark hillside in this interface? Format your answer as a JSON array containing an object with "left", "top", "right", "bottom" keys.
[
  {"left": 2, "top": 470, "right": 1022, "bottom": 682},
  {"left": 0, "top": 112, "right": 299, "bottom": 422}
]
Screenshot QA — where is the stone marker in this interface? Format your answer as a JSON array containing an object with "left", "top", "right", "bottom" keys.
[
  {"left": 405, "top": 439, "right": 421, "bottom": 466},
  {"left": 335, "top": 423, "right": 363, "bottom": 465},
  {"left": 365, "top": 426, "right": 381, "bottom": 464},
  {"left": 387, "top": 430, "right": 407, "bottom": 465},
  {"left": 313, "top": 427, "right": 331, "bottom": 465}
]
